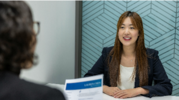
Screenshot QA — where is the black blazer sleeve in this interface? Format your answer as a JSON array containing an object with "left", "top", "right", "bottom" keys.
[
  {"left": 84, "top": 47, "right": 112, "bottom": 86},
  {"left": 141, "top": 49, "right": 173, "bottom": 97}
]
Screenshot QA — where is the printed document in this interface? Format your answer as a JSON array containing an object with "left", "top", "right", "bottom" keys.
[{"left": 64, "top": 74, "right": 103, "bottom": 100}]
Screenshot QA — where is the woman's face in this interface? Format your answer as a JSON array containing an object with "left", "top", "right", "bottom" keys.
[{"left": 118, "top": 17, "right": 139, "bottom": 47}]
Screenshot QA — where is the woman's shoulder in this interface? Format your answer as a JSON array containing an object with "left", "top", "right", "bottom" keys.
[
  {"left": 146, "top": 48, "right": 158, "bottom": 53},
  {"left": 0, "top": 72, "right": 65, "bottom": 100},
  {"left": 102, "top": 46, "right": 113, "bottom": 55},
  {"left": 146, "top": 48, "right": 159, "bottom": 58}
]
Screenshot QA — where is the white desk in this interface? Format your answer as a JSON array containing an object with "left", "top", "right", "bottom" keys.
[
  {"left": 102, "top": 93, "right": 179, "bottom": 100},
  {"left": 47, "top": 83, "right": 179, "bottom": 100}
]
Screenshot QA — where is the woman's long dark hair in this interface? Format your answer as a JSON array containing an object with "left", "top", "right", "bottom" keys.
[
  {"left": 0, "top": 1, "right": 36, "bottom": 75},
  {"left": 108, "top": 11, "right": 148, "bottom": 87}
]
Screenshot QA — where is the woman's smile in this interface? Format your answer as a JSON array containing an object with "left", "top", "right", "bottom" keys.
[{"left": 123, "top": 37, "right": 132, "bottom": 41}]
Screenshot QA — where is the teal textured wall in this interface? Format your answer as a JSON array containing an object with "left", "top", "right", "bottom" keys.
[{"left": 81, "top": 1, "right": 179, "bottom": 96}]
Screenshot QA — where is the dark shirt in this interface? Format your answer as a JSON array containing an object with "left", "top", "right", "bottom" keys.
[
  {"left": 0, "top": 72, "right": 66, "bottom": 100},
  {"left": 84, "top": 46, "right": 172, "bottom": 98}
]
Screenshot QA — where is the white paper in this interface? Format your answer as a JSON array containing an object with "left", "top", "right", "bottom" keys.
[{"left": 64, "top": 74, "right": 103, "bottom": 100}]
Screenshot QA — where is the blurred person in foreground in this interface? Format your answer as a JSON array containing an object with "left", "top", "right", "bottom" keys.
[{"left": 0, "top": 1, "right": 65, "bottom": 100}]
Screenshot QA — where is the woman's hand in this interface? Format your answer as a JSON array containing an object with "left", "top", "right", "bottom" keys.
[
  {"left": 113, "top": 87, "right": 149, "bottom": 99},
  {"left": 103, "top": 85, "right": 121, "bottom": 96}
]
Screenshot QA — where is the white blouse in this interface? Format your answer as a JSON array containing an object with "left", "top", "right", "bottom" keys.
[{"left": 117, "top": 65, "right": 135, "bottom": 90}]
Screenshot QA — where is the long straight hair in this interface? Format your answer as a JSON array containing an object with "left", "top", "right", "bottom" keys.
[{"left": 108, "top": 11, "right": 148, "bottom": 87}]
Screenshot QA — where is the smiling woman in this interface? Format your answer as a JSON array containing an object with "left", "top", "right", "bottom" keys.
[{"left": 84, "top": 11, "right": 172, "bottom": 99}]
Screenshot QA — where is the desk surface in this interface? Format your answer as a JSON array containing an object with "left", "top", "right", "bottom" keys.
[
  {"left": 47, "top": 83, "right": 179, "bottom": 100},
  {"left": 103, "top": 93, "right": 179, "bottom": 100}
]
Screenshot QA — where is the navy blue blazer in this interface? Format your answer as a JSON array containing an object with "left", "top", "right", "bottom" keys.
[{"left": 84, "top": 46, "right": 172, "bottom": 98}]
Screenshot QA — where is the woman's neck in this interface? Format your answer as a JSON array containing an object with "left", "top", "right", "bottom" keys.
[{"left": 122, "top": 45, "right": 136, "bottom": 57}]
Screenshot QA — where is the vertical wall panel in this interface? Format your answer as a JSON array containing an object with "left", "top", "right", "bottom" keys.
[{"left": 81, "top": 1, "right": 179, "bottom": 96}]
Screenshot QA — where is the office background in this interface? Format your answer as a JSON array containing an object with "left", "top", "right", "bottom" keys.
[{"left": 80, "top": 1, "right": 179, "bottom": 96}]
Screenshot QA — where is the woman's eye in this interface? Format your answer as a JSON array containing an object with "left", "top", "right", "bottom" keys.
[
  {"left": 130, "top": 27, "right": 134, "bottom": 29},
  {"left": 120, "top": 27, "right": 124, "bottom": 29}
]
